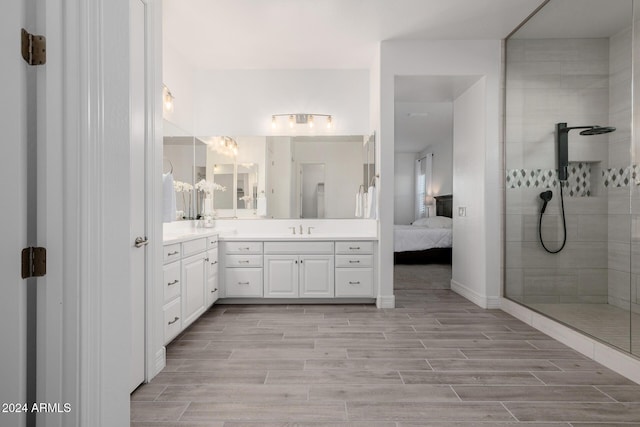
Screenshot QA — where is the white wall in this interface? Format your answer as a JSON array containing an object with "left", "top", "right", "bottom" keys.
[
  {"left": 163, "top": 41, "right": 196, "bottom": 134},
  {"left": 451, "top": 78, "right": 488, "bottom": 304},
  {"left": 380, "top": 40, "right": 503, "bottom": 309},
  {"left": 394, "top": 153, "right": 416, "bottom": 225},
  {"left": 193, "top": 69, "right": 370, "bottom": 136}
]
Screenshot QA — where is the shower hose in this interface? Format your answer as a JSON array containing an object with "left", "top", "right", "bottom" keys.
[{"left": 538, "top": 183, "right": 567, "bottom": 254}]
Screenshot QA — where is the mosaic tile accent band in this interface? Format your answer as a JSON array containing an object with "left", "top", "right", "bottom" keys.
[
  {"left": 506, "top": 163, "right": 640, "bottom": 195},
  {"left": 603, "top": 164, "right": 640, "bottom": 188},
  {"left": 506, "top": 162, "right": 590, "bottom": 196}
]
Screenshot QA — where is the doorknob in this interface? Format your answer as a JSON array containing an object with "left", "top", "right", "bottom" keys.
[{"left": 134, "top": 236, "right": 149, "bottom": 248}]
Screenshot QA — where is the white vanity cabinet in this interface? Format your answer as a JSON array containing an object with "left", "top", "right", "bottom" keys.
[
  {"left": 162, "top": 233, "right": 219, "bottom": 345},
  {"left": 223, "top": 241, "right": 264, "bottom": 297},
  {"left": 335, "top": 241, "right": 374, "bottom": 297},
  {"left": 263, "top": 242, "right": 334, "bottom": 298}
]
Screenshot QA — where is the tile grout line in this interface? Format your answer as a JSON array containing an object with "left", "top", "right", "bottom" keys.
[{"left": 499, "top": 401, "right": 520, "bottom": 422}]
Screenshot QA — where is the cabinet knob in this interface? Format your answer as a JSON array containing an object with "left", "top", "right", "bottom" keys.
[
  {"left": 349, "top": 260, "right": 360, "bottom": 263},
  {"left": 168, "top": 279, "right": 179, "bottom": 286},
  {"left": 349, "top": 247, "right": 360, "bottom": 250},
  {"left": 204, "top": 257, "right": 209, "bottom": 262},
  {"left": 349, "top": 281, "right": 361, "bottom": 285},
  {"left": 238, "top": 281, "right": 250, "bottom": 285},
  {"left": 167, "top": 251, "right": 179, "bottom": 256},
  {"left": 168, "top": 316, "right": 179, "bottom": 325},
  {"left": 211, "top": 288, "right": 218, "bottom": 293}
]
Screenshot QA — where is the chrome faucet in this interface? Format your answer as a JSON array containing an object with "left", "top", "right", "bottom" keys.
[
  {"left": 299, "top": 224, "right": 303, "bottom": 235},
  {"left": 289, "top": 226, "right": 296, "bottom": 235}
]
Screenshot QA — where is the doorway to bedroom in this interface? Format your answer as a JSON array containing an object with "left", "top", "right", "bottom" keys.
[{"left": 392, "top": 75, "right": 480, "bottom": 292}]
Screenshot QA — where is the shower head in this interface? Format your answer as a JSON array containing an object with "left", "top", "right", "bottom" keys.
[
  {"left": 558, "top": 124, "right": 617, "bottom": 135},
  {"left": 579, "top": 126, "right": 616, "bottom": 135},
  {"left": 556, "top": 122, "right": 616, "bottom": 181}
]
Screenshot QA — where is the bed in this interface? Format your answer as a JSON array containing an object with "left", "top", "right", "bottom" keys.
[{"left": 394, "top": 195, "right": 453, "bottom": 264}]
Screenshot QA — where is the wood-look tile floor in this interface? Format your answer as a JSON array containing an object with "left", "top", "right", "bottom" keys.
[{"left": 131, "top": 289, "right": 640, "bottom": 426}]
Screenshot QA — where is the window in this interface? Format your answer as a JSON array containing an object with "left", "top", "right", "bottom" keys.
[{"left": 415, "top": 154, "right": 433, "bottom": 220}]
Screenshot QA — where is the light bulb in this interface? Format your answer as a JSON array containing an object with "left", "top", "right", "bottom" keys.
[
  {"left": 163, "top": 85, "right": 174, "bottom": 112},
  {"left": 326, "top": 116, "right": 332, "bottom": 129},
  {"left": 289, "top": 115, "right": 295, "bottom": 128},
  {"left": 271, "top": 116, "right": 277, "bottom": 129},
  {"left": 308, "top": 115, "right": 314, "bottom": 128}
]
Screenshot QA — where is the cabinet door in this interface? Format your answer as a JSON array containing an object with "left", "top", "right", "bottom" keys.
[
  {"left": 264, "top": 255, "right": 299, "bottom": 298},
  {"left": 299, "top": 255, "right": 334, "bottom": 298},
  {"left": 182, "top": 254, "right": 207, "bottom": 328}
]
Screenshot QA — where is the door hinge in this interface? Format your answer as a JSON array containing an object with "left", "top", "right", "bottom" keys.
[
  {"left": 22, "top": 247, "right": 47, "bottom": 279},
  {"left": 21, "top": 28, "right": 46, "bottom": 66}
]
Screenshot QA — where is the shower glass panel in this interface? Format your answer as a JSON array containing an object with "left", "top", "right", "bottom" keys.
[{"left": 504, "top": 0, "right": 636, "bottom": 355}]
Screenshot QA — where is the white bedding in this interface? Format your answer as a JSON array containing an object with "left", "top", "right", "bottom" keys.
[{"left": 394, "top": 225, "right": 452, "bottom": 252}]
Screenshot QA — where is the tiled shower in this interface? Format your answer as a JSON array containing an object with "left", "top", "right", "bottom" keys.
[{"left": 504, "top": 0, "right": 640, "bottom": 355}]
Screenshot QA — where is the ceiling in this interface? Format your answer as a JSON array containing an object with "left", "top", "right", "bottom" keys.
[
  {"left": 511, "top": 0, "right": 632, "bottom": 39},
  {"left": 163, "top": 0, "right": 544, "bottom": 69},
  {"left": 394, "top": 76, "right": 482, "bottom": 152},
  {"left": 163, "top": 0, "right": 546, "bottom": 153}
]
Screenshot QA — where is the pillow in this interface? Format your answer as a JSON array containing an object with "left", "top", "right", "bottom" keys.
[{"left": 412, "top": 216, "right": 452, "bottom": 229}]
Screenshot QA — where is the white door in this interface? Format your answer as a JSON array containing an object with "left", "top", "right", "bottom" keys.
[
  {"left": 264, "top": 255, "right": 299, "bottom": 297},
  {"left": 130, "top": 0, "right": 146, "bottom": 392},
  {"left": 0, "top": 2, "right": 30, "bottom": 426},
  {"left": 299, "top": 255, "right": 334, "bottom": 297}
]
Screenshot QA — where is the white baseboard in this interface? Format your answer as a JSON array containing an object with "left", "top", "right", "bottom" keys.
[
  {"left": 154, "top": 347, "right": 166, "bottom": 379},
  {"left": 450, "top": 280, "right": 501, "bottom": 309},
  {"left": 376, "top": 294, "right": 395, "bottom": 308},
  {"left": 501, "top": 297, "right": 640, "bottom": 385}
]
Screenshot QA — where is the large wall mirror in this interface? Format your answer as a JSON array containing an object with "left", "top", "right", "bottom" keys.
[{"left": 163, "top": 124, "right": 376, "bottom": 220}]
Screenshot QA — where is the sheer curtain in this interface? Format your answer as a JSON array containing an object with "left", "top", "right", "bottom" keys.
[{"left": 415, "top": 153, "right": 433, "bottom": 220}]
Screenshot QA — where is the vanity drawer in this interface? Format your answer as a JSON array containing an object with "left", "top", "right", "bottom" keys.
[
  {"left": 163, "top": 244, "right": 181, "bottom": 263},
  {"left": 264, "top": 241, "right": 334, "bottom": 254},
  {"left": 335, "top": 254, "right": 373, "bottom": 268},
  {"left": 207, "top": 235, "right": 219, "bottom": 248},
  {"left": 182, "top": 238, "right": 207, "bottom": 257},
  {"left": 163, "top": 261, "right": 181, "bottom": 303},
  {"left": 335, "top": 268, "right": 374, "bottom": 297},
  {"left": 225, "top": 241, "right": 263, "bottom": 254},
  {"left": 225, "top": 254, "right": 263, "bottom": 268},
  {"left": 335, "top": 241, "right": 374, "bottom": 255},
  {"left": 224, "top": 268, "right": 263, "bottom": 297},
  {"left": 163, "top": 298, "right": 182, "bottom": 345}
]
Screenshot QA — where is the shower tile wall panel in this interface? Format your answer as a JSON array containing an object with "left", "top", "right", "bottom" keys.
[
  {"left": 505, "top": 39, "right": 611, "bottom": 303},
  {"left": 609, "top": 28, "right": 634, "bottom": 312}
]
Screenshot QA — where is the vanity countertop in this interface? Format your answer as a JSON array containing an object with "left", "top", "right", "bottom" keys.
[
  {"left": 219, "top": 233, "right": 377, "bottom": 242},
  {"left": 163, "top": 228, "right": 377, "bottom": 244},
  {"left": 162, "top": 228, "right": 223, "bottom": 245}
]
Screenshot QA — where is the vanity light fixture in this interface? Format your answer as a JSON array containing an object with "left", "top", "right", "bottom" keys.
[
  {"left": 217, "top": 136, "right": 238, "bottom": 156},
  {"left": 271, "top": 113, "right": 333, "bottom": 130},
  {"left": 163, "top": 84, "right": 175, "bottom": 112}
]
